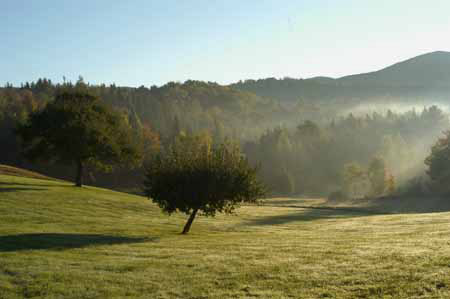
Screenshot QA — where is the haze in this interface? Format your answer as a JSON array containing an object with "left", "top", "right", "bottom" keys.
[{"left": 3, "top": 2, "right": 450, "bottom": 298}]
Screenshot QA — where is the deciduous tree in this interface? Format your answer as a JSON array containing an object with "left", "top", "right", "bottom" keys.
[
  {"left": 144, "top": 134, "right": 266, "bottom": 234},
  {"left": 16, "top": 90, "right": 141, "bottom": 187},
  {"left": 368, "top": 157, "right": 387, "bottom": 197},
  {"left": 425, "top": 131, "right": 450, "bottom": 194}
]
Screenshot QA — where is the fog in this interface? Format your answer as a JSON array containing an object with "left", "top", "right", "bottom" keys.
[
  {"left": 341, "top": 100, "right": 450, "bottom": 116},
  {"left": 2, "top": 76, "right": 450, "bottom": 202}
]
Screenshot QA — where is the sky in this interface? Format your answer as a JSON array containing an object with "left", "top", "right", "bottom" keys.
[{"left": 2, "top": 0, "right": 450, "bottom": 87}]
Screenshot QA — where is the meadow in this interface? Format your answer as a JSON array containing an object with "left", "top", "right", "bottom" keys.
[{"left": 1, "top": 172, "right": 450, "bottom": 298}]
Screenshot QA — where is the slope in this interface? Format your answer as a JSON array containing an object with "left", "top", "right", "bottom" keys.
[
  {"left": 231, "top": 51, "right": 450, "bottom": 103},
  {"left": 1, "top": 174, "right": 450, "bottom": 298},
  {"left": 0, "top": 164, "right": 55, "bottom": 181},
  {"left": 338, "top": 51, "right": 450, "bottom": 87}
]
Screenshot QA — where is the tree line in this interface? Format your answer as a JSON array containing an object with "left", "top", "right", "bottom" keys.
[
  {"left": 243, "top": 106, "right": 449, "bottom": 197},
  {"left": 3, "top": 78, "right": 450, "bottom": 233},
  {"left": 2, "top": 78, "right": 450, "bottom": 198}
]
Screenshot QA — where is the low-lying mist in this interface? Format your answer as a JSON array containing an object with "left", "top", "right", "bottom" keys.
[
  {"left": 244, "top": 103, "right": 449, "bottom": 198},
  {"left": 341, "top": 100, "right": 450, "bottom": 116}
]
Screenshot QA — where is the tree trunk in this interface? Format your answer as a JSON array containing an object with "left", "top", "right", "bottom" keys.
[
  {"left": 75, "top": 160, "right": 83, "bottom": 187},
  {"left": 182, "top": 209, "right": 198, "bottom": 234}
]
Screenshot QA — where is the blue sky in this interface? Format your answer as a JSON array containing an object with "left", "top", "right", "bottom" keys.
[{"left": 2, "top": 0, "right": 450, "bottom": 87}]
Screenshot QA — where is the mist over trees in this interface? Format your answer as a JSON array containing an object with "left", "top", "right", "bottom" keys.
[
  {"left": 244, "top": 107, "right": 448, "bottom": 196},
  {"left": 1, "top": 56, "right": 450, "bottom": 197}
]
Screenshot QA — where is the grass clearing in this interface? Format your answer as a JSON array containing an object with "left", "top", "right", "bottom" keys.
[{"left": 1, "top": 174, "right": 450, "bottom": 298}]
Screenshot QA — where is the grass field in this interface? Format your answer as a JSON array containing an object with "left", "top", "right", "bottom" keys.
[{"left": 1, "top": 173, "right": 450, "bottom": 298}]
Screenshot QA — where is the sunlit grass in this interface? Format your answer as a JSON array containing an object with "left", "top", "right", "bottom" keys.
[{"left": 1, "top": 174, "right": 450, "bottom": 298}]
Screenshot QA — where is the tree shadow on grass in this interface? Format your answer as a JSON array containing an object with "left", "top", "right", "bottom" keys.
[
  {"left": 242, "top": 196, "right": 450, "bottom": 228},
  {"left": 243, "top": 207, "right": 384, "bottom": 227},
  {"left": 0, "top": 187, "right": 48, "bottom": 193},
  {"left": 0, "top": 233, "right": 158, "bottom": 252},
  {"left": 336, "top": 196, "right": 450, "bottom": 214},
  {"left": 0, "top": 181, "right": 69, "bottom": 188},
  {"left": 260, "top": 198, "right": 323, "bottom": 206},
  {"left": 0, "top": 181, "right": 52, "bottom": 192}
]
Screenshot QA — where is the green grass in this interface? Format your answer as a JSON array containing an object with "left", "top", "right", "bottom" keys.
[{"left": 1, "top": 174, "right": 450, "bottom": 298}]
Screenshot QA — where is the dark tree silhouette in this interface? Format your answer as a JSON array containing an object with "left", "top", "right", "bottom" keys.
[
  {"left": 16, "top": 89, "right": 141, "bottom": 187},
  {"left": 425, "top": 130, "right": 450, "bottom": 194},
  {"left": 144, "top": 134, "right": 266, "bottom": 234}
]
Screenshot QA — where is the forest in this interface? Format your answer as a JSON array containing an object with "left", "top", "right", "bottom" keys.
[{"left": 1, "top": 74, "right": 449, "bottom": 199}]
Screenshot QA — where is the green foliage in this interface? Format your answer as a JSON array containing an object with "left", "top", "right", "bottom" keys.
[
  {"left": 425, "top": 131, "right": 450, "bottom": 194},
  {"left": 1, "top": 78, "right": 450, "bottom": 194},
  {"left": 342, "top": 162, "right": 368, "bottom": 198},
  {"left": 368, "top": 157, "right": 387, "bottom": 197},
  {"left": 144, "top": 134, "right": 266, "bottom": 234},
  {"left": 245, "top": 107, "right": 448, "bottom": 197},
  {"left": 340, "top": 159, "right": 393, "bottom": 199},
  {"left": 16, "top": 89, "right": 141, "bottom": 186},
  {"left": 140, "top": 123, "right": 161, "bottom": 163},
  {"left": 386, "top": 173, "right": 396, "bottom": 194}
]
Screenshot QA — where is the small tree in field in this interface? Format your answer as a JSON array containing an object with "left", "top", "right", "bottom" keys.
[
  {"left": 144, "top": 133, "right": 266, "bottom": 234},
  {"left": 16, "top": 89, "right": 141, "bottom": 187}
]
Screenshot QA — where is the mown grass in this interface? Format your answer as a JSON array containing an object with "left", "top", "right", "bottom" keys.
[{"left": 1, "top": 174, "right": 450, "bottom": 298}]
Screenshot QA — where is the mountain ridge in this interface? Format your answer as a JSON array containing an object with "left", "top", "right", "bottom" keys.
[
  {"left": 336, "top": 51, "right": 450, "bottom": 87},
  {"left": 231, "top": 51, "right": 450, "bottom": 103}
]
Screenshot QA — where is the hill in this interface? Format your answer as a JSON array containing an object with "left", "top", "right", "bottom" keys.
[
  {"left": 338, "top": 51, "right": 450, "bottom": 87},
  {"left": 231, "top": 51, "right": 450, "bottom": 103},
  {"left": 0, "top": 164, "right": 55, "bottom": 181},
  {"left": 1, "top": 174, "right": 450, "bottom": 298}
]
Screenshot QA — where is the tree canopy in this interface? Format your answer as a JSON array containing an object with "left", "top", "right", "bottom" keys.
[
  {"left": 16, "top": 89, "right": 141, "bottom": 187},
  {"left": 425, "top": 130, "right": 450, "bottom": 194},
  {"left": 144, "top": 134, "right": 266, "bottom": 234},
  {"left": 1, "top": 78, "right": 449, "bottom": 196},
  {"left": 368, "top": 157, "right": 388, "bottom": 197}
]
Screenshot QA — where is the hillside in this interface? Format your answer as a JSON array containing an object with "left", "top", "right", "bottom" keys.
[
  {"left": 0, "top": 164, "right": 55, "bottom": 181},
  {"left": 0, "top": 79, "right": 286, "bottom": 140},
  {"left": 231, "top": 51, "right": 450, "bottom": 103},
  {"left": 338, "top": 51, "right": 450, "bottom": 87},
  {"left": 1, "top": 174, "right": 450, "bottom": 298}
]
